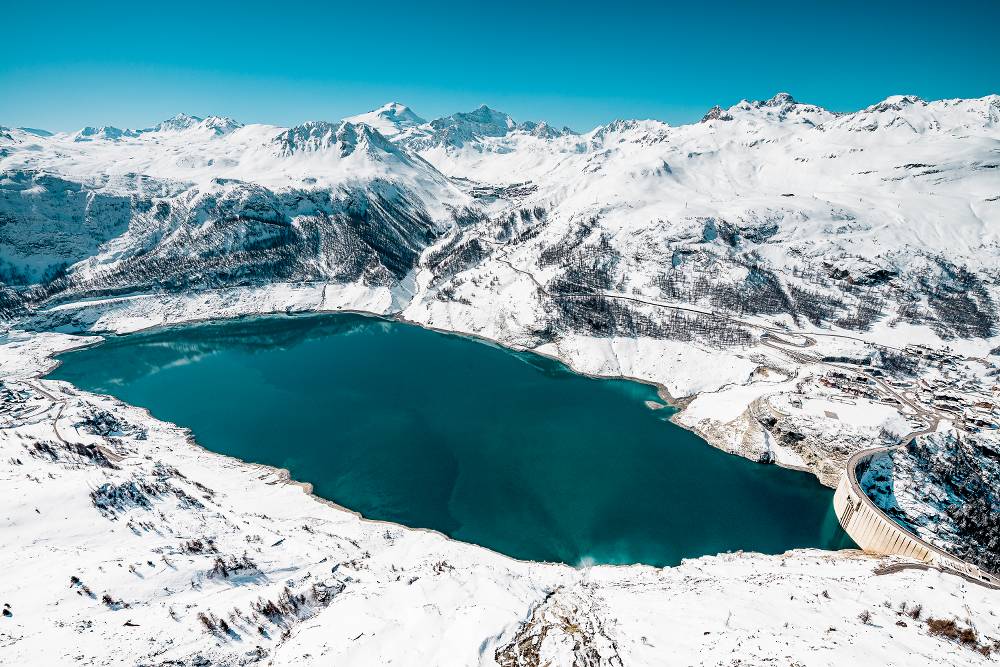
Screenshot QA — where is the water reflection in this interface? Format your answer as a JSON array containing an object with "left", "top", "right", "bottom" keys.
[{"left": 51, "top": 313, "right": 855, "bottom": 566}]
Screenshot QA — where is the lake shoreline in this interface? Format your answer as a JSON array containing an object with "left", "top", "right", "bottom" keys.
[{"left": 45, "top": 305, "right": 852, "bottom": 568}]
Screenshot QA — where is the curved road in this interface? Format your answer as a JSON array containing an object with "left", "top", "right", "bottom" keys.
[{"left": 27, "top": 381, "right": 124, "bottom": 464}]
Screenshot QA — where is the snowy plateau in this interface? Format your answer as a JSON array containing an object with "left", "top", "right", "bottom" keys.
[{"left": 2, "top": 93, "right": 1000, "bottom": 665}]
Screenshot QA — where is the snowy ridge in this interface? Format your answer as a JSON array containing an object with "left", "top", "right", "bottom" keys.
[
  {"left": 65, "top": 114, "right": 245, "bottom": 142},
  {"left": 826, "top": 94, "right": 1000, "bottom": 133},
  {"left": 73, "top": 126, "right": 140, "bottom": 142},
  {"left": 153, "top": 113, "right": 243, "bottom": 136}
]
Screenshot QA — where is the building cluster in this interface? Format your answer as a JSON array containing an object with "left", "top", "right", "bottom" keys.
[
  {"left": 905, "top": 345, "right": 1000, "bottom": 432},
  {"left": 818, "top": 370, "right": 883, "bottom": 402},
  {"left": 812, "top": 344, "right": 1000, "bottom": 433}
]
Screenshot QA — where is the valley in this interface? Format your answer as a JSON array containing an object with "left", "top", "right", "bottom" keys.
[{"left": 2, "top": 92, "right": 999, "bottom": 664}]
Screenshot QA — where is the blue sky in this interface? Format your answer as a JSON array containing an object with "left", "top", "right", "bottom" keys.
[{"left": 2, "top": 0, "right": 997, "bottom": 132}]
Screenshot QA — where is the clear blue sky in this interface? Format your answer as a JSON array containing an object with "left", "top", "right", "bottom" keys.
[{"left": 2, "top": 0, "right": 997, "bottom": 132}]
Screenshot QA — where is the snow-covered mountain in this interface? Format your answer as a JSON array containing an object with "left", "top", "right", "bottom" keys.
[
  {"left": 73, "top": 125, "right": 140, "bottom": 141},
  {"left": 344, "top": 101, "right": 425, "bottom": 137},
  {"left": 2, "top": 93, "right": 998, "bottom": 337},
  {"left": 153, "top": 112, "right": 244, "bottom": 135},
  {"left": 64, "top": 114, "right": 244, "bottom": 143},
  {"left": 3, "top": 93, "right": 1000, "bottom": 665}
]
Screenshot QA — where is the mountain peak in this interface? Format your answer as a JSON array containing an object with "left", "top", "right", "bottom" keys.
[
  {"left": 765, "top": 92, "right": 796, "bottom": 107},
  {"left": 827, "top": 94, "right": 944, "bottom": 133},
  {"left": 722, "top": 92, "right": 832, "bottom": 125},
  {"left": 273, "top": 120, "right": 342, "bottom": 155},
  {"left": 199, "top": 116, "right": 244, "bottom": 135},
  {"left": 418, "top": 105, "right": 517, "bottom": 148},
  {"left": 700, "top": 105, "right": 734, "bottom": 122},
  {"left": 155, "top": 113, "right": 204, "bottom": 132},
  {"left": 464, "top": 105, "right": 514, "bottom": 124},
  {"left": 869, "top": 95, "right": 926, "bottom": 112},
  {"left": 518, "top": 120, "right": 570, "bottom": 139},
  {"left": 273, "top": 119, "right": 402, "bottom": 159},
  {"left": 374, "top": 102, "right": 424, "bottom": 125},
  {"left": 151, "top": 113, "right": 241, "bottom": 136},
  {"left": 344, "top": 103, "right": 425, "bottom": 138}
]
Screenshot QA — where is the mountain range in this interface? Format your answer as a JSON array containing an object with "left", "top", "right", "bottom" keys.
[
  {"left": 3, "top": 92, "right": 1000, "bottom": 665},
  {"left": 2, "top": 93, "right": 998, "bottom": 343}
]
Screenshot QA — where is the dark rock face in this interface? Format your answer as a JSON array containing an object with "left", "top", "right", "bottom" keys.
[
  {"left": 0, "top": 284, "right": 22, "bottom": 320},
  {"left": 904, "top": 434, "right": 1000, "bottom": 573},
  {"left": 701, "top": 106, "right": 733, "bottom": 122},
  {"left": 0, "top": 171, "right": 133, "bottom": 285},
  {"left": 22, "top": 178, "right": 441, "bottom": 305}
]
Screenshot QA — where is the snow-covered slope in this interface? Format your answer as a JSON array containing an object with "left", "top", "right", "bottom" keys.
[
  {"left": 2, "top": 93, "right": 1000, "bottom": 664},
  {"left": 0, "top": 113, "right": 470, "bottom": 299},
  {"left": 1, "top": 331, "right": 999, "bottom": 666},
  {"left": 344, "top": 101, "right": 425, "bottom": 137}
]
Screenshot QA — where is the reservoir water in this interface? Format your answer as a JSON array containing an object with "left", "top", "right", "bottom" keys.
[{"left": 49, "top": 313, "right": 853, "bottom": 566}]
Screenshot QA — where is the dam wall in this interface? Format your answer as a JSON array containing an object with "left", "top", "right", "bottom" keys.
[{"left": 833, "top": 448, "right": 997, "bottom": 586}]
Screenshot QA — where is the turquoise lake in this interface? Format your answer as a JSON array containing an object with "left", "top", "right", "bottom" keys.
[{"left": 49, "top": 313, "right": 853, "bottom": 566}]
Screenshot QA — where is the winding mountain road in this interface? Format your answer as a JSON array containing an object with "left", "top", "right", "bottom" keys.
[{"left": 26, "top": 381, "right": 124, "bottom": 464}]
